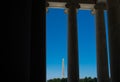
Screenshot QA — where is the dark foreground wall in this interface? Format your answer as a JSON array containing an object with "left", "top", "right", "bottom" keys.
[{"left": 1, "top": 0, "right": 46, "bottom": 82}]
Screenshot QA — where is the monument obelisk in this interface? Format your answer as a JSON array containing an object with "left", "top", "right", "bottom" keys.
[{"left": 62, "top": 58, "right": 65, "bottom": 78}]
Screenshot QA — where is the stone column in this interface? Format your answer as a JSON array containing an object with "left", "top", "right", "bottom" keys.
[
  {"left": 107, "top": 0, "right": 120, "bottom": 82},
  {"left": 94, "top": 2, "right": 109, "bottom": 82},
  {"left": 65, "top": 2, "right": 80, "bottom": 82},
  {"left": 30, "top": 0, "right": 46, "bottom": 82}
]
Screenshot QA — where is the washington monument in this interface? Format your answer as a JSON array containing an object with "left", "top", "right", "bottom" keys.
[{"left": 62, "top": 58, "right": 65, "bottom": 78}]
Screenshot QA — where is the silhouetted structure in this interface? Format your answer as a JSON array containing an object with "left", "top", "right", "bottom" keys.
[
  {"left": 46, "top": 0, "right": 120, "bottom": 82},
  {"left": 94, "top": 2, "right": 109, "bottom": 82},
  {"left": 62, "top": 58, "right": 65, "bottom": 78},
  {"left": 3, "top": 0, "right": 120, "bottom": 82}
]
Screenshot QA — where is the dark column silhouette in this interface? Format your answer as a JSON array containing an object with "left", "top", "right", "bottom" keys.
[
  {"left": 66, "top": 2, "right": 80, "bottom": 82},
  {"left": 5, "top": 0, "right": 32, "bottom": 81},
  {"left": 95, "top": 2, "right": 109, "bottom": 82},
  {"left": 3, "top": 0, "right": 46, "bottom": 82},
  {"left": 107, "top": 0, "right": 120, "bottom": 82},
  {"left": 30, "top": 0, "right": 46, "bottom": 82}
]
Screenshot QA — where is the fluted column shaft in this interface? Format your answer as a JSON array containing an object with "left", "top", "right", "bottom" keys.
[
  {"left": 30, "top": 0, "right": 46, "bottom": 82},
  {"left": 95, "top": 2, "right": 109, "bottom": 82},
  {"left": 107, "top": 0, "right": 120, "bottom": 82},
  {"left": 66, "top": 3, "right": 80, "bottom": 82}
]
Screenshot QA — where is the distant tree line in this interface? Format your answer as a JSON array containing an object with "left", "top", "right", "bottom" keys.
[{"left": 47, "top": 77, "right": 97, "bottom": 82}]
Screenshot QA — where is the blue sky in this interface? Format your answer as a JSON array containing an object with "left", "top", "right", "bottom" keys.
[{"left": 46, "top": 8, "right": 109, "bottom": 80}]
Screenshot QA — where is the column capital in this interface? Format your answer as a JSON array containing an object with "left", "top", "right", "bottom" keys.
[
  {"left": 65, "top": 2, "right": 80, "bottom": 9},
  {"left": 92, "top": 2, "right": 107, "bottom": 15},
  {"left": 64, "top": 2, "right": 80, "bottom": 14}
]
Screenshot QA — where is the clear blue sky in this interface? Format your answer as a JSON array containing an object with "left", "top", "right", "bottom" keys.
[{"left": 46, "top": 8, "right": 109, "bottom": 80}]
